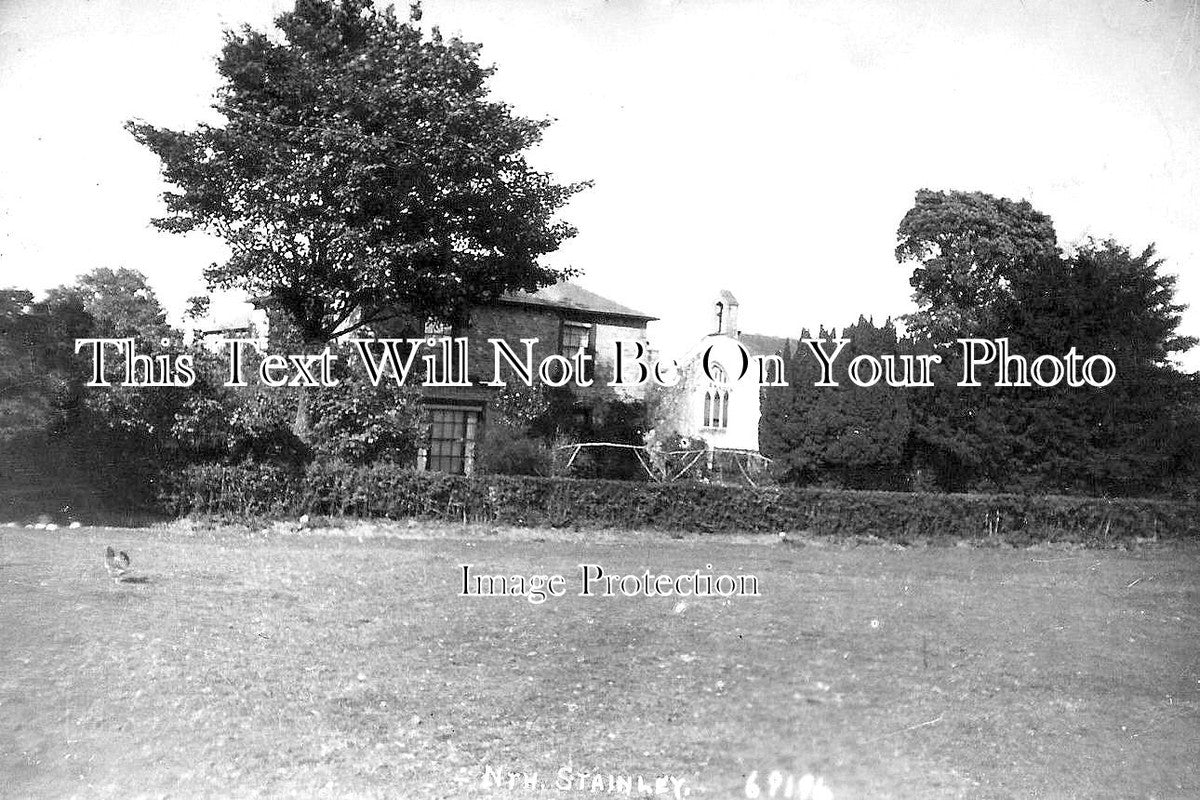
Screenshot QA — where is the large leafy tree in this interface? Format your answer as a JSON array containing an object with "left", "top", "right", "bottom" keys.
[
  {"left": 39, "top": 269, "right": 184, "bottom": 443},
  {"left": 896, "top": 189, "right": 1199, "bottom": 495},
  {"left": 1006, "top": 240, "right": 1196, "bottom": 369},
  {"left": 42, "top": 268, "right": 172, "bottom": 345},
  {"left": 759, "top": 319, "right": 913, "bottom": 489},
  {"left": 997, "top": 240, "right": 1199, "bottom": 495},
  {"left": 0, "top": 290, "right": 94, "bottom": 440},
  {"left": 0, "top": 278, "right": 182, "bottom": 513},
  {"left": 896, "top": 189, "right": 1058, "bottom": 340},
  {"left": 893, "top": 189, "right": 1060, "bottom": 489},
  {"left": 127, "top": 0, "right": 585, "bottom": 344}
]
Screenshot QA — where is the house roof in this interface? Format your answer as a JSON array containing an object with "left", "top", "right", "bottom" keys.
[
  {"left": 738, "top": 333, "right": 790, "bottom": 358},
  {"left": 499, "top": 281, "right": 657, "bottom": 321},
  {"left": 680, "top": 331, "right": 790, "bottom": 365}
]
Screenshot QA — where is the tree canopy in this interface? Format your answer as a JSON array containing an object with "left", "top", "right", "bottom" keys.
[
  {"left": 759, "top": 319, "right": 913, "bottom": 489},
  {"left": 42, "top": 267, "right": 172, "bottom": 344},
  {"left": 0, "top": 290, "right": 92, "bottom": 440},
  {"left": 894, "top": 192, "right": 1199, "bottom": 495},
  {"left": 760, "top": 189, "right": 1200, "bottom": 497},
  {"left": 127, "top": 0, "right": 586, "bottom": 343},
  {"left": 896, "top": 189, "right": 1058, "bottom": 339}
]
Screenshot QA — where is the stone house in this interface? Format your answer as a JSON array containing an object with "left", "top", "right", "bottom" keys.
[{"left": 417, "top": 281, "right": 656, "bottom": 475}]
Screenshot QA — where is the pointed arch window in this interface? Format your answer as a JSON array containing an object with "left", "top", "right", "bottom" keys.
[
  {"left": 702, "top": 364, "right": 730, "bottom": 429},
  {"left": 703, "top": 389, "right": 730, "bottom": 428}
]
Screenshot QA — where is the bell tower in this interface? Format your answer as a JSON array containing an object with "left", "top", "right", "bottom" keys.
[{"left": 713, "top": 290, "right": 739, "bottom": 337}]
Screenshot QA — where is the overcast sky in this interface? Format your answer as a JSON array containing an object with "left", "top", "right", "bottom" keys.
[{"left": 1, "top": 0, "right": 1198, "bottom": 367}]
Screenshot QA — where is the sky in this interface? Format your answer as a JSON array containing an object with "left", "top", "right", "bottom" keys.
[{"left": 1, "top": 0, "right": 1199, "bottom": 368}]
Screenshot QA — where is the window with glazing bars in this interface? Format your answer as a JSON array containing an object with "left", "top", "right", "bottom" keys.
[
  {"left": 559, "top": 322, "right": 593, "bottom": 381},
  {"left": 427, "top": 408, "right": 475, "bottom": 474}
]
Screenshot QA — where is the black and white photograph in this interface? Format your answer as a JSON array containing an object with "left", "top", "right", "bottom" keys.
[{"left": 2, "top": 0, "right": 1199, "bottom": 797}]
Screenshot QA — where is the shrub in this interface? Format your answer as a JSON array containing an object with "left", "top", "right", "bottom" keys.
[
  {"left": 161, "top": 462, "right": 1200, "bottom": 545},
  {"left": 476, "top": 423, "right": 552, "bottom": 477}
]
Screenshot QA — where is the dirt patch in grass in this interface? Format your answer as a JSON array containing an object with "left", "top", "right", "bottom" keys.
[{"left": 1, "top": 524, "right": 1197, "bottom": 798}]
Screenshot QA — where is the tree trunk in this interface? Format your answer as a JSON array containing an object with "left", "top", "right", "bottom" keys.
[
  {"left": 292, "top": 388, "right": 311, "bottom": 440},
  {"left": 292, "top": 334, "right": 324, "bottom": 442}
]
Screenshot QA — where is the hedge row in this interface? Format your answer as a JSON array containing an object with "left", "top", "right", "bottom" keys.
[{"left": 162, "top": 462, "right": 1200, "bottom": 544}]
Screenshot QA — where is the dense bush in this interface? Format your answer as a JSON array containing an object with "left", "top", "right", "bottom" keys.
[
  {"left": 476, "top": 423, "right": 553, "bottom": 476},
  {"left": 476, "top": 384, "right": 647, "bottom": 480},
  {"left": 163, "top": 462, "right": 1200, "bottom": 545}
]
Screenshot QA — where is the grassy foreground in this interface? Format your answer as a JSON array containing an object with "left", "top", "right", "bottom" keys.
[{"left": 1, "top": 523, "right": 1198, "bottom": 799}]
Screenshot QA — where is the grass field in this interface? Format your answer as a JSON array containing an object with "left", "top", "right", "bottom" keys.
[{"left": 1, "top": 523, "right": 1198, "bottom": 799}]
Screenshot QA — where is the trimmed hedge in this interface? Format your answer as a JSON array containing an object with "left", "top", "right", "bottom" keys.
[{"left": 162, "top": 462, "right": 1200, "bottom": 545}]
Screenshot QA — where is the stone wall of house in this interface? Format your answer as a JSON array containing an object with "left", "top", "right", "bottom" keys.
[
  {"left": 592, "top": 320, "right": 652, "bottom": 402},
  {"left": 459, "top": 304, "right": 650, "bottom": 402},
  {"left": 462, "top": 304, "right": 563, "bottom": 387}
]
